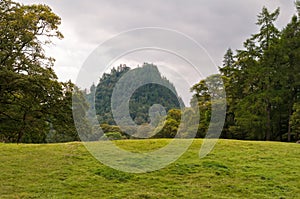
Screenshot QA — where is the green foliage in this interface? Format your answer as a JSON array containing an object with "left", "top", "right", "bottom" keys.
[
  {"left": 94, "top": 63, "right": 184, "bottom": 125},
  {"left": 253, "top": 7, "right": 280, "bottom": 51},
  {"left": 100, "top": 132, "right": 124, "bottom": 140},
  {"left": 290, "top": 103, "right": 300, "bottom": 141},
  {"left": 191, "top": 74, "right": 225, "bottom": 138},
  {"left": 193, "top": 5, "right": 300, "bottom": 142},
  {"left": 0, "top": 0, "right": 86, "bottom": 143},
  {"left": 94, "top": 64, "right": 131, "bottom": 125},
  {"left": 296, "top": 0, "right": 300, "bottom": 16},
  {"left": 129, "top": 83, "right": 182, "bottom": 125},
  {"left": 98, "top": 109, "right": 182, "bottom": 139},
  {"left": 154, "top": 118, "right": 179, "bottom": 138},
  {"left": 143, "top": 108, "right": 181, "bottom": 138}
]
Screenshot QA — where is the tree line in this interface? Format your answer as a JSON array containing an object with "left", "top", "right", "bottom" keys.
[
  {"left": 1, "top": 0, "right": 300, "bottom": 143},
  {"left": 192, "top": 2, "right": 300, "bottom": 142}
]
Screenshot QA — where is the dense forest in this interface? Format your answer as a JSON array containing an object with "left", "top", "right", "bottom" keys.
[
  {"left": 193, "top": 4, "right": 300, "bottom": 142},
  {"left": 93, "top": 63, "right": 184, "bottom": 125},
  {"left": 1, "top": 0, "right": 300, "bottom": 143}
]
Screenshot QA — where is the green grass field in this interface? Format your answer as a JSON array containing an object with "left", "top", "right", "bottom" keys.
[{"left": 0, "top": 139, "right": 299, "bottom": 199}]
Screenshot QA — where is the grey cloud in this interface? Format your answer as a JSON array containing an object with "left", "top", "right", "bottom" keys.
[{"left": 19, "top": 0, "right": 296, "bottom": 105}]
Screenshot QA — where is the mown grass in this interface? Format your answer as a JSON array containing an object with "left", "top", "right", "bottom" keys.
[{"left": 0, "top": 139, "right": 299, "bottom": 198}]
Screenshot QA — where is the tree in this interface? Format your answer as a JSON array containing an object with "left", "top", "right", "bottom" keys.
[
  {"left": 252, "top": 7, "right": 280, "bottom": 52},
  {"left": 280, "top": 9, "right": 300, "bottom": 141},
  {"left": 0, "top": 0, "right": 81, "bottom": 143},
  {"left": 296, "top": 0, "right": 300, "bottom": 16},
  {"left": 290, "top": 103, "right": 300, "bottom": 141},
  {"left": 153, "top": 109, "right": 181, "bottom": 138},
  {"left": 228, "top": 7, "right": 281, "bottom": 141},
  {"left": 47, "top": 82, "right": 90, "bottom": 143},
  {"left": 219, "top": 49, "right": 238, "bottom": 138},
  {"left": 191, "top": 74, "right": 225, "bottom": 138}
]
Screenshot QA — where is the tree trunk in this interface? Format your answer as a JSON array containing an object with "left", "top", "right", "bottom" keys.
[
  {"left": 287, "top": 115, "right": 291, "bottom": 142},
  {"left": 17, "top": 112, "right": 27, "bottom": 144},
  {"left": 17, "top": 129, "right": 24, "bottom": 144},
  {"left": 266, "top": 105, "right": 271, "bottom": 141},
  {"left": 287, "top": 104, "right": 293, "bottom": 142}
]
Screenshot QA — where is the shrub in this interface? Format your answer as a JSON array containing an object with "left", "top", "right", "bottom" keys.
[{"left": 100, "top": 132, "right": 124, "bottom": 140}]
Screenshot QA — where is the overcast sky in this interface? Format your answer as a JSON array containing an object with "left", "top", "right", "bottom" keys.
[{"left": 18, "top": 0, "right": 296, "bottom": 105}]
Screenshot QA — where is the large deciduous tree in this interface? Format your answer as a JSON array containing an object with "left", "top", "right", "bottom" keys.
[{"left": 0, "top": 0, "right": 85, "bottom": 143}]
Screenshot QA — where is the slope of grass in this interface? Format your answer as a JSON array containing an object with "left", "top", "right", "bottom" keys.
[{"left": 0, "top": 139, "right": 299, "bottom": 198}]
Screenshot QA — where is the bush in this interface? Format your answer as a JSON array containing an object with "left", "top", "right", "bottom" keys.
[{"left": 100, "top": 132, "right": 124, "bottom": 140}]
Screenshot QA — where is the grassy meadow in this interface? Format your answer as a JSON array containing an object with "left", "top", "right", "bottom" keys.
[{"left": 0, "top": 139, "right": 299, "bottom": 198}]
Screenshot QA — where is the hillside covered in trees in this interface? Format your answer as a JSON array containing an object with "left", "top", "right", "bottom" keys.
[
  {"left": 80, "top": 63, "right": 186, "bottom": 139},
  {"left": 93, "top": 63, "right": 184, "bottom": 125}
]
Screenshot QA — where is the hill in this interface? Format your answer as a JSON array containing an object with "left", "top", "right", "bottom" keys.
[
  {"left": 94, "top": 63, "right": 184, "bottom": 125},
  {"left": 0, "top": 139, "right": 299, "bottom": 198}
]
